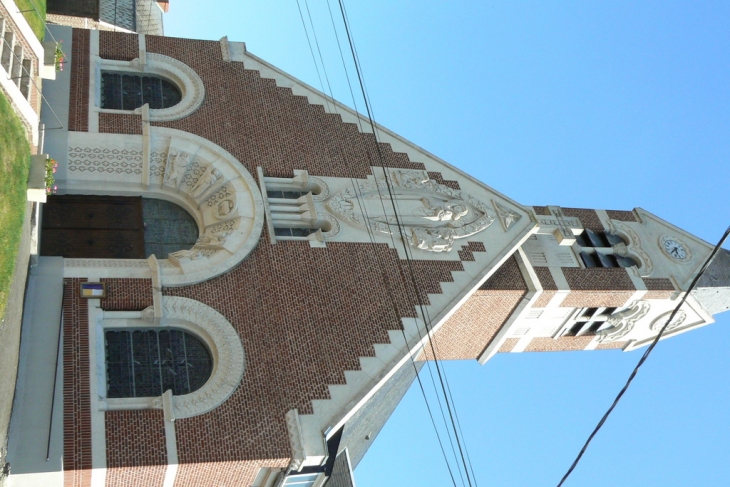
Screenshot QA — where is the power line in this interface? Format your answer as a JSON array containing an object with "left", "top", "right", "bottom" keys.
[
  {"left": 556, "top": 224, "right": 730, "bottom": 487},
  {"left": 333, "top": 1, "right": 477, "bottom": 485},
  {"left": 293, "top": 4, "right": 462, "bottom": 485}
]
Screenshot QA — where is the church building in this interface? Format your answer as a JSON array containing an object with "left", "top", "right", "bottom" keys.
[{"left": 7, "top": 26, "right": 729, "bottom": 487}]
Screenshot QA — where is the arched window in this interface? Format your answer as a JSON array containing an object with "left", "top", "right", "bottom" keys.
[
  {"left": 101, "top": 72, "right": 182, "bottom": 110},
  {"left": 576, "top": 229, "right": 638, "bottom": 268},
  {"left": 105, "top": 328, "right": 212, "bottom": 398}
]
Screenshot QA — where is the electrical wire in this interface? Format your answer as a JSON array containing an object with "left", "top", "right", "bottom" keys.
[
  {"left": 333, "top": 1, "right": 477, "bottom": 484},
  {"left": 294, "top": 3, "right": 463, "bottom": 485},
  {"left": 556, "top": 224, "right": 730, "bottom": 487}
]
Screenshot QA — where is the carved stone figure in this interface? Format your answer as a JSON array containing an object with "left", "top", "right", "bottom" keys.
[
  {"left": 191, "top": 166, "right": 220, "bottom": 197},
  {"left": 165, "top": 150, "right": 191, "bottom": 186},
  {"left": 214, "top": 199, "right": 236, "bottom": 219},
  {"left": 196, "top": 231, "right": 231, "bottom": 247},
  {"left": 327, "top": 169, "right": 495, "bottom": 252},
  {"left": 169, "top": 248, "right": 203, "bottom": 261}
]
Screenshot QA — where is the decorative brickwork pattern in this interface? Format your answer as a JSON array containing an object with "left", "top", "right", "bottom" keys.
[
  {"left": 498, "top": 338, "right": 520, "bottom": 353},
  {"left": 531, "top": 206, "right": 550, "bottom": 216},
  {"left": 457, "top": 241, "right": 487, "bottom": 262},
  {"left": 100, "top": 278, "right": 153, "bottom": 311},
  {"left": 533, "top": 267, "right": 558, "bottom": 290},
  {"left": 643, "top": 278, "right": 675, "bottom": 300},
  {"left": 421, "top": 257, "right": 527, "bottom": 360},
  {"left": 427, "top": 172, "right": 460, "bottom": 190},
  {"left": 605, "top": 210, "right": 637, "bottom": 222},
  {"left": 69, "top": 29, "right": 90, "bottom": 132},
  {"left": 562, "top": 208, "right": 604, "bottom": 232},
  {"left": 596, "top": 341, "right": 628, "bottom": 350},
  {"left": 532, "top": 291, "right": 556, "bottom": 308},
  {"left": 105, "top": 410, "right": 167, "bottom": 487},
  {"left": 480, "top": 256, "right": 526, "bottom": 291},
  {"left": 63, "top": 279, "right": 92, "bottom": 487},
  {"left": 563, "top": 268, "right": 635, "bottom": 291},
  {"left": 524, "top": 336, "right": 593, "bottom": 352},
  {"left": 560, "top": 291, "right": 636, "bottom": 308},
  {"left": 99, "top": 31, "right": 138, "bottom": 61},
  {"left": 159, "top": 241, "right": 466, "bottom": 468},
  {"left": 110, "top": 35, "right": 427, "bottom": 179}
]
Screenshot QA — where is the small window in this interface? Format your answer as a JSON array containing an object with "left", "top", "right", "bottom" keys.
[
  {"left": 101, "top": 72, "right": 182, "bottom": 110},
  {"left": 105, "top": 329, "right": 212, "bottom": 398}
]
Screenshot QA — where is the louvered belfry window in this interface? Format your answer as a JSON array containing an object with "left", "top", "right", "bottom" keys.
[
  {"left": 105, "top": 329, "right": 212, "bottom": 398},
  {"left": 101, "top": 72, "right": 182, "bottom": 110}
]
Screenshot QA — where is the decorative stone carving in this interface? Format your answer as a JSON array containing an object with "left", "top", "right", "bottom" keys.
[
  {"left": 611, "top": 221, "right": 654, "bottom": 277},
  {"left": 164, "top": 150, "right": 192, "bottom": 187},
  {"left": 309, "top": 176, "right": 330, "bottom": 202},
  {"left": 64, "top": 259, "right": 151, "bottom": 268},
  {"left": 213, "top": 199, "right": 237, "bottom": 220},
  {"left": 68, "top": 146, "right": 143, "bottom": 175},
  {"left": 327, "top": 170, "right": 494, "bottom": 252},
  {"left": 318, "top": 213, "right": 341, "bottom": 239},
  {"left": 190, "top": 165, "right": 221, "bottom": 198},
  {"left": 159, "top": 297, "right": 246, "bottom": 419},
  {"left": 649, "top": 310, "right": 687, "bottom": 333},
  {"left": 196, "top": 231, "right": 231, "bottom": 247},
  {"left": 493, "top": 200, "right": 522, "bottom": 230},
  {"left": 64, "top": 128, "right": 264, "bottom": 286},
  {"left": 597, "top": 301, "right": 651, "bottom": 342}
]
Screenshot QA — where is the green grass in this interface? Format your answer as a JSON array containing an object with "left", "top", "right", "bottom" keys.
[
  {"left": 13, "top": 0, "right": 47, "bottom": 42},
  {"left": 0, "top": 93, "right": 31, "bottom": 319}
]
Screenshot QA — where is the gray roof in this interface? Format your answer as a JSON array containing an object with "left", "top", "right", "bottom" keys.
[
  {"left": 337, "top": 360, "right": 424, "bottom": 469},
  {"left": 691, "top": 248, "right": 730, "bottom": 315},
  {"left": 325, "top": 450, "right": 357, "bottom": 487}
]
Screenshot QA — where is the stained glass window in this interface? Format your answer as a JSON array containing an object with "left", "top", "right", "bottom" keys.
[
  {"left": 101, "top": 73, "right": 182, "bottom": 110},
  {"left": 105, "top": 329, "right": 212, "bottom": 398}
]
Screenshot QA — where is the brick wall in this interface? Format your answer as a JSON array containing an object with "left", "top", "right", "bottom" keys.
[
  {"left": 100, "top": 278, "right": 153, "bottom": 311},
  {"left": 643, "top": 277, "right": 675, "bottom": 300},
  {"left": 524, "top": 335, "right": 594, "bottom": 352},
  {"left": 63, "top": 279, "right": 92, "bottom": 487},
  {"left": 562, "top": 208, "right": 604, "bottom": 232},
  {"left": 131, "top": 35, "right": 426, "bottom": 179},
  {"left": 68, "top": 29, "right": 89, "bottom": 132},
  {"left": 105, "top": 410, "right": 167, "bottom": 487},
  {"left": 161, "top": 241, "right": 469, "bottom": 469},
  {"left": 420, "top": 257, "right": 527, "bottom": 360}
]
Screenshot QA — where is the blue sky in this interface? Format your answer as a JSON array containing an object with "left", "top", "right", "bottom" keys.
[{"left": 166, "top": 2, "right": 730, "bottom": 485}]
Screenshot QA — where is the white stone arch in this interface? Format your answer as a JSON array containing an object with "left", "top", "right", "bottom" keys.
[
  {"left": 95, "top": 52, "right": 205, "bottom": 121},
  {"left": 63, "top": 127, "right": 264, "bottom": 286},
  {"left": 101, "top": 296, "right": 245, "bottom": 418}
]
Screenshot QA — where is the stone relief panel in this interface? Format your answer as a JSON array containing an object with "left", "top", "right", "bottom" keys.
[
  {"left": 597, "top": 301, "right": 651, "bottom": 343},
  {"left": 326, "top": 170, "right": 495, "bottom": 252},
  {"left": 68, "top": 146, "right": 143, "bottom": 176}
]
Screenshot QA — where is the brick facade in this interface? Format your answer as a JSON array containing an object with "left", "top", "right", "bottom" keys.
[
  {"left": 105, "top": 410, "right": 167, "bottom": 487},
  {"left": 57, "top": 30, "right": 676, "bottom": 486},
  {"left": 68, "top": 29, "right": 89, "bottom": 132},
  {"left": 421, "top": 258, "right": 527, "bottom": 360},
  {"left": 524, "top": 336, "right": 594, "bottom": 352},
  {"left": 63, "top": 279, "right": 92, "bottom": 487},
  {"left": 99, "top": 278, "right": 153, "bottom": 311}
]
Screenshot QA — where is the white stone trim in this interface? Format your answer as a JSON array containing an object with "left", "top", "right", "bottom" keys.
[
  {"left": 98, "top": 296, "right": 245, "bottom": 419},
  {"left": 92, "top": 52, "right": 205, "bottom": 122},
  {"left": 62, "top": 128, "right": 265, "bottom": 286}
]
